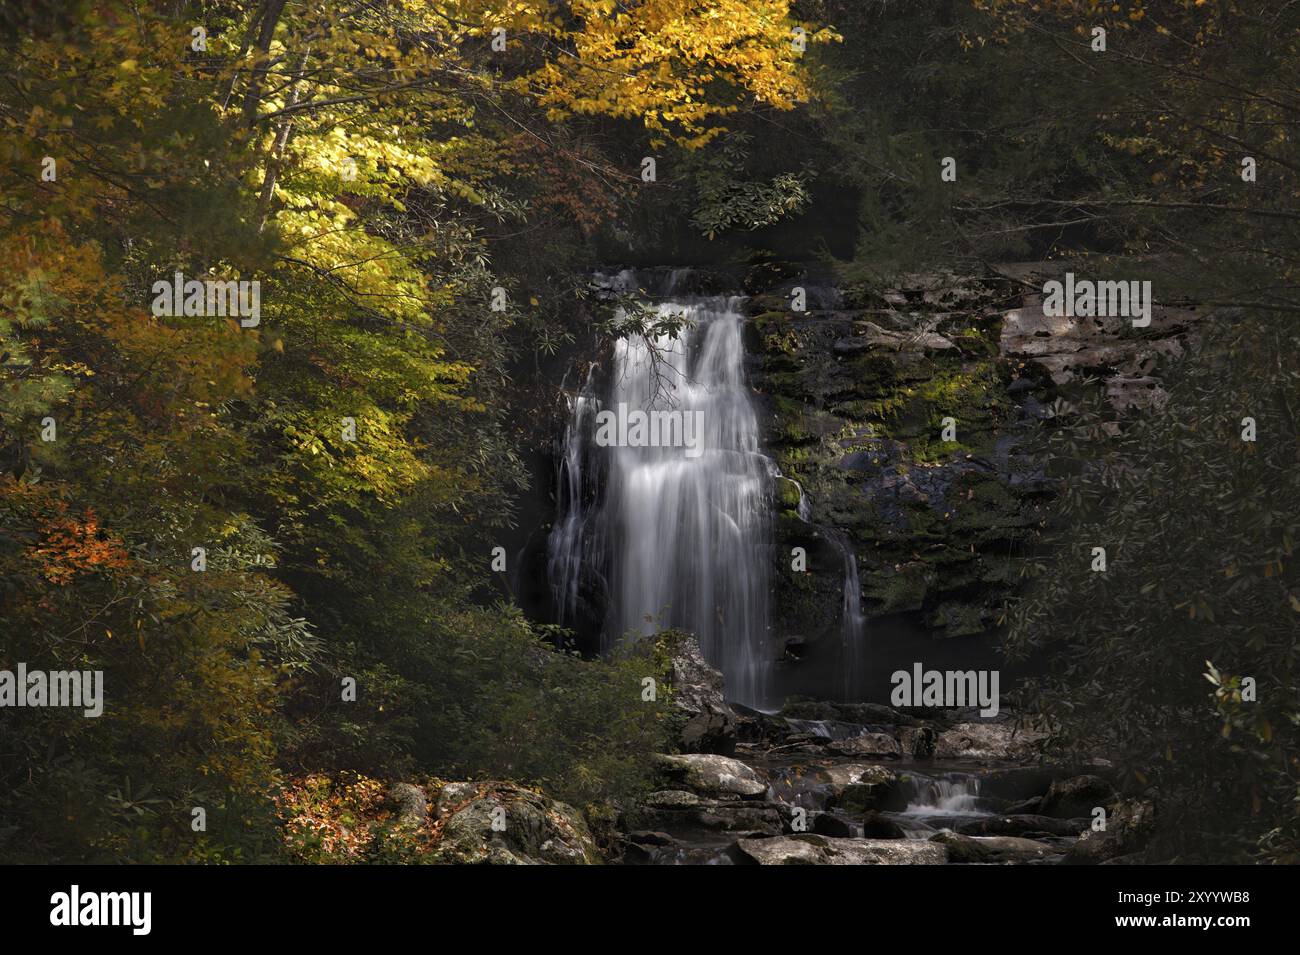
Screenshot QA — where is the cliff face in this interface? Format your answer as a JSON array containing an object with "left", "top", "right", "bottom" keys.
[{"left": 746, "top": 260, "right": 1204, "bottom": 704}]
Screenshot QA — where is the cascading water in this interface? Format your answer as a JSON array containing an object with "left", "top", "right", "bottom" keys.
[
  {"left": 547, "top": 366, "right": 599, "bottom": 626},
  {"left": 816, "top": 526, "right": 867, "bottom": 702},
  {"left": 902, "top": 774, "right": 983, "bottom": 815},
  {"left": 548, "top": 270, "right": 775, "bottom": 708}
]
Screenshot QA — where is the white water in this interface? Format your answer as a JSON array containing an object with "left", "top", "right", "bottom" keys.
[
  {"left": 822, "top": 527, "right": 866, "bottom": 701},
  {"left": 549, "top": 272, "right": 775, "bottom": 708},
  {"left": 547, "top": 367, "right": 598, "bottom": 626},
  {"left": 902, "top": 774, "right": 983, "bottom": 815}
]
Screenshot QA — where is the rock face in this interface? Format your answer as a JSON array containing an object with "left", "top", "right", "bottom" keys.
[
  {"left": 994, "top": 261, "right": 1204, "bottom": 409},
  {"left": 752, "top": 267, "right": 1044, "bottom": 676},
  {"left": 434, "top": 782, "right": 601, "bottom": 865},
  {"left": 933, "top": 722, "right": 1047, "bottom": 761},
  {"left": 654, "top": 753, "right": 768, "bottom": 799},
  {"left": 666, "top": 634, "right": 738, "bottom": 755},
  {"left": 737, "top": 835, "right": 948, "bottom": 865}
]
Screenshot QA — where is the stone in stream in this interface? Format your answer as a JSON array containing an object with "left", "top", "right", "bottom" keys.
[
  {"left": 810, "top": 808, "right": 912, "bottom": 840},
  {"left": 933, "top": 721, "right": 1048, "bottom": 761},
  {"left": 812, "top": 812, "right": 861, "bottom": 838},
  {"left": 1039, "top": 774, "right": 1118, "bottom": 818},
  {"left": 1003, "top": 796, "right": 1043, "bottom": 815},
  {"left": 897, "top": 724, "right": 937, "bottom": 758},
  {"left": 736, "top": 834, "right": 948, "bottom": 865},
  {"left": 929, "top": 830, "right": 1057, "bottom": 864},
  {"left": 653, "top": 753, "right": 767, "bottom": 798},
  {"left": 953, "top": 813, "right": 1089, "bottom": 839},
  {"left": 828, "top": 765, "right": 908, "bottom": 814},
  {"left": 623, "top": 787, "right": 785, "bottom": 835},
  {"left": 827, "top": 732, "right": 902, "bottom": 758},
  {"left": 642, "top": 789, "right": 702, "bottom": 807},
  {"left": 1064, "top": 798, "right": 1156, "bottom": 865}
]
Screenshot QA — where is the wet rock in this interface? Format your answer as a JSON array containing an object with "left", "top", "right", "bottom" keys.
[
  {"left": 809, "top": 808, "right": 905, "bottom": 840},
  {"left": 812, "top": 813, "right": 861, "bottom": 838},
  {"left": 897, "top": 724, "right": 937, "bottom": 758},
  {"left": 642, "top": 790, "right": 702, "bottom": 808},
  {"left": 736, "top": 834, "right": 948, "bottom": 865},
  {"left": 860, "top": 811, "right": 909, "bottom": 839},
  {"left": 1064, "top": 798, "right": 1156, "bottom": 865},
  {"left": 830, "top": 766, "right": 909, "bottom": 814},
  {"left": 623, "top": 797, "right": 784, "bottom": 835},
  {"left": 1004, "top": 796, "right": 1043, "bottom": 815},
  {"left": 654, "top": 753, "right": 767, "bottom": 798},
  {"left": 834, "top": 322, "right": 956, "bottom": 355},
  {"left": 933, "top": 722, "right": 1047, "bottom": 761},
  {"left": 1040, "top": 774, "right": 1118, "bottom": 819},
  {"left": 827, "top": 732, "right": 902, "bottom": 758},
  {"left": 976, "top": 767, "right": 1062, "bottom": 801},
  {"left": 954, "top": 814, "right": 1088, "bottom": 838},
  {"left": 930, "top": 830, "right": 1057, "bottom": 863},
  {"left": 435, "top": 782, "right": 601, "bottom": 865},
  {"left": 825, "top": 763, "right": 896, "bottom": 792},
  {"left": 666, "top": 634, "right": 738, "bottom": 755}
]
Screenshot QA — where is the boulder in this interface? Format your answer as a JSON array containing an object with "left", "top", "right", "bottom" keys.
[
  {"left": 930, "top": 830, "right": 1057, "bottom": 863},
  {"left": 641, "top": 789, "right": 703, "bottom": 808},
  {"left": 897, "top": 725, "right": 937, "bottom": 758},
  {"left": 666, "top": 635, "right": 738, "bottom": 755},
  {"left": 811, "top": 813, "right": 857, "bottom": 838},
  {"left": 434, "top": 782, "right": 601, "bottom": 865},
  {"left": 859, "top": 811, "right": 909, "bottom": 839},
  {"left": 830, "top": 765, "right": 908, "bottom": 813},
  {"left": 1039, "top": 774, "right": 1118, "bottom": 819},
  {"left": 622, "top": 796, "right": 784, "bottom": 835},
  {"left": 654, "top": 753, "right": 767, "bottom": 799},
  {"left": 387, "top": 782, "right": 427, "bottom": 829},
  {"left": 933, "top": 722, "right": 1047, "bottom": 761},
  {"left": 954, "top": 813, "right": 1088, "bottom": 838},
  {"left": 736, "top": 834, "right": 947, "bottom": 865},
  {"left": 1064, "top": 798, "right": 1156, "bottom": 865},
  {"left": 827, "top": 732, "right": 902, "bottom": 758}
]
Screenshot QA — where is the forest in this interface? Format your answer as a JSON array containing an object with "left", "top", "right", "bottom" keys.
[{"left": 0, "top": 0, "right": 1295, "bottom": 868}]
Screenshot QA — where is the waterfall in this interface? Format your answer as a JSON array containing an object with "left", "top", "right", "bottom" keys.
[
  {"left": 820, "top": 527, "right": 866, "bottom": 702},
  {"left": 546, "top": 367, "right": 600, "bottom": 626},
  {"left": 548, "top": 271, "right": 775, "bottom": 708},
  {"left": 901, "top": 773, "right": 983, "bottom": 815},
  {"left": 840, "top": 548, "right": 866, "bottom": 702}
]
